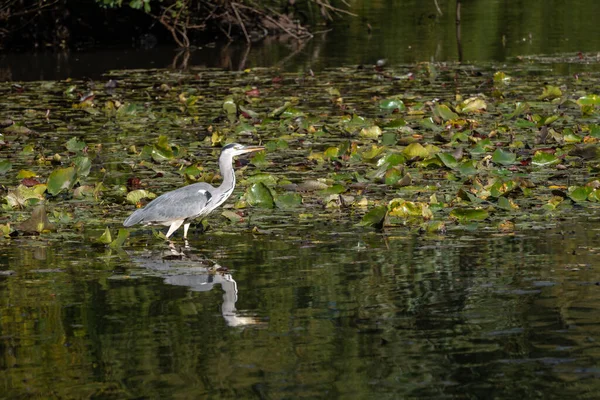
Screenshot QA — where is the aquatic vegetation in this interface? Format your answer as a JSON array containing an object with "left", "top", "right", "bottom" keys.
[{"left": 2, "top": 62, "right": 600, "bottom": 243}]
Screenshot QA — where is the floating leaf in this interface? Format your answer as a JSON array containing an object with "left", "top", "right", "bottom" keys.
[
  {"left": 47, "top": 167, "right": 76, "bottom": 195},
  {"left": 16, "top": 170, "right": 36, "bottom": 179},
  {"left": 0, "top": 160, "right": 12, "bottom": 175},
  {"left": 16, "top": 204, "right": 56, "bottom": 233},
  {"left": 379, "top": 98, "right": 405, "bottom": 112},
  {"left": 359, "top": 205, "right": 387, "bottom": 227},
  {"left": 275, "top": 192, "right": 303, "bottom": 208},
  {"left": 126, "top": 189, "right": 156, "bottom": 205},
  {"left": 359, "top": 125, "right": 382, "bottom": 139},
  {"left": 577, "top": 95, "right": 600, "bottom": 106},
  {"left": 73, "top": 156, "right": 92, "bottom": 177},
  {"left": 538, "top": 85, "right": 562, "bottom": 100},
  {"left": 568, "top": 186, "right": 593, "bottom": 202},
  {"left": 437, "top": 153, "right": 458, "bottom": 169},
  {"left": 531, "top": 151, "right": 560, "bottom": 166},
  {"left": 223, "top": 97, "right": 237, "bottom": 114},
  {"left": 433, "top": 104, "right": 459, "bottom": 121},
  {"left": 403, "top": 143, "right": 429, "bottom": 159},
  {"left": 492, "top": 148, "right": 516, "bottom": 166},
  {"left": 460, "top": 97, "right": 487, "bottom": 113},
  {"left": 450, "top": 208, "right": 489, "bottom": 222},
  {"left": 97, "top": 227, "right": 112, "bottom": 244},
  {"left": 221, "top": 210, "right": 243, "bottom": 223},
  {"left": 109, "top": 229, "right": 129, "bottom": 249},
  {"left": 65, "top": 137, "right": 86, "bottom": 152},
  {"left": 5, "top": 184, "right": 46, "bottom": 208},
  {"left": 245, "top": 183, "right": 275, "bottom": 208}
]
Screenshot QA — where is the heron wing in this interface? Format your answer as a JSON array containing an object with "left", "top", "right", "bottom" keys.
[{"left": 123, "top": 182, "right": 215, "bottom": 226}]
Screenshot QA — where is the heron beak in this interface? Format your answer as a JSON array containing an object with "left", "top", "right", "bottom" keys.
[{"left": 240, "top": 145, "right": 265, "bottom": 154}]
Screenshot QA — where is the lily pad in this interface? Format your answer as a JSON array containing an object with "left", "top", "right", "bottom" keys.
[
  {"left": 359, "top": 205, "right": 387, "bottom": 227},
  {"left": 47, "top": 167, "right": 76, "bottom": 195},
  {"left": 245, "top": 183, "right": 275, "bottom": 208}
]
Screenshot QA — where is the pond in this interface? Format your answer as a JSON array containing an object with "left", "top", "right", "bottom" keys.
[
  {"left": 2, "top": 220, "right": 600, "bottom": 398},
  {"left": 3, "top": 1, "right": 600, "bottom": 398},
  {"left": 2, "top": 59, "right": 600, "bottom": 398}
]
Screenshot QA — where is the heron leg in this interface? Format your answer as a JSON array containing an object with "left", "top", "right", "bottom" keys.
[
  {"left": 165, "top": 220, "right": 184, "bottom": 238},
  {"left": 183, "top": 223, "right": 190, "bottom": 239}
]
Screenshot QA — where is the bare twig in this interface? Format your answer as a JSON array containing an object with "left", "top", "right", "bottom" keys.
[
  {"left": 231, "top": 2, "right": 250, "bottom": 43},
  {"left": 434, "top": 0, "right": 443, "bottom": 16},
  {"left": 314, "top": 0, "right": 357, "bottom": 17}
]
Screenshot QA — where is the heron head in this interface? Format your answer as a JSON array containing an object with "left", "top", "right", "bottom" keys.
[{"left": 221, "top": 143, "right": 265, "bottom": 157}]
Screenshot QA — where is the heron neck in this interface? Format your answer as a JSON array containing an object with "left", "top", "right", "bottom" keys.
[{"left": 218, "top": 154, "right": 236, "bottom": 191}]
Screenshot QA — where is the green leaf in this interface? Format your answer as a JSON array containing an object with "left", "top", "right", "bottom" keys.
[
  {"left": 222, "top": 210, "right": 243, "bottom": 222},
  {"left": 245, "top": 183, "right": 275, "bottom": 208},
  {"left": 457, "top": 160, "right": 478, "bottom": 176},
  {"left": 359, "top": 205, "right": 387, "bottom": 227},
  {"left": 97, "top": 227, "right": 112, "bottom": 244},
  {"left": 491, "top": 148, "right": 516, "bottom": 166},
  {"left": 274, "top": 192, "right": 303, "bottom": 208},
  {"left": 65, "top": 137, "right": 87, "bottom": 152},
  {"left": 47, "top": 167, "right": 76, "bottom": 195},
  {"left": 0, "top": 160, "right": 12, "bottom": 175},
  {"left": 384, "top": 168, "right": 402, "bottom": 185},
  {"left": 460, "top": 97, "right": 487, "bottom": 113},
  {"left": 539, "top": 85, "right": 562, "bottom": 100},
  {"left": 73, "top": 156, "right": 92, "bottom": 177},
  {"left": 109, "top": 229, "right": 129, "bottom": 249},
  {"left": 437, "top": 153, "right": 458, "bottom": 169},
  {"left": 568, "top": 186, "right": 593, "bottom": 202},
  {"left": 223, "top": 98, "right": 237, "bottom": 115},
  {"left": 379, "top": 98, "right": 405, "bottom": 112},
  {"left": 16, "top": 169, "right": 36, "bottom": 179},
  {"left": 532, "top": 151, "right": 560, "bottom": 166},
  {"left": 126, "top": 189, "right": 156, "bottom": 204},
  {"left": 433, "top": 104, "right": 459, "bottom": 121},
  {"left": 359, "top": 125, "right": 382, "bottom": 139},
  {"left": 577, "top": 95, "right": 600, "bottom": 106},
  {"left": 321, "top": 184, "right": 346, "bottom": 195},
  {"left": 403, "top": 143, "right": 430, "bottom": 159},
  {"left": 450, "top": 208, "right": 489, "bottom": 222}
]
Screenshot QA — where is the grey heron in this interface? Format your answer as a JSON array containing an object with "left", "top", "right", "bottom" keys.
[{"left": 123, "top": 143, "right": 265, "bottom": 239}]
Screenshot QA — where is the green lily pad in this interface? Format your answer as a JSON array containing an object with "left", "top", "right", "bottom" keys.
[
  {"left": 379, "top": 98, "right": 405, "bottom": 112},
  {"left": 360, "top": 125, "right": 382, "bottom": 139},
  {"left": 539, "top": 85, "right": 562, "bottom": 100},
  {"left": 492, "top": 148, "right": 517, "bottom": 166},
  {"left": 568, "top": 186, "right": 593, "bottom": 202},
  {"left": 65, "top": 137, "right": 87, "bottom": 152},
  {"left": 274, "top": 192, "right": 303, "bottom": 208},
  {"left": 437, "top": 153, "right": 458, "bottom": 169},
  {"left": 0, "top": 160, "right": 12, "bottom": 175},
  {"left": 47, "top": 166, "right": 76, "bottom": 195},
  {"left": 532, "top": 151, "right": 560, "bottom": 166},
  {"left": 109, "top": 229, "right": 129, "bottom": 249},
  {"left": 450, "top": 208, "right": 489, "bottom": 222},
  {"left": 433, "top": 104, "right": 459, "bottom": 121},
  {"left": 245, "top": 182, "right": 275, "bottom": 208},
  {"left": 126, "top": 189, "right": 157, "bottom": 204},
  {"left": 97, "top": 227, "right": 112, "bottom": 244},
  {"left": 359, "top": 205, "right": 387, "bottom": 227}
]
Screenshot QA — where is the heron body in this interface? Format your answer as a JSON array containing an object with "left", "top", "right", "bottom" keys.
[{"left": 123, "top": 143, "right": 264, "bottom": 239}]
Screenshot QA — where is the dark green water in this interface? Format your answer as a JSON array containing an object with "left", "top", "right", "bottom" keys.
[
  {"left": 2, "top": 220, "right": 600, "bottom": 398},
  {"left": 4, "top": 0, "right": 600, "bottom": 80}
]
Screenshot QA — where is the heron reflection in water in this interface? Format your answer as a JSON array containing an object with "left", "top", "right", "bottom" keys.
[
  {"left": 124, "top": 143, "right": 265, "bottom": 240},
  {"left": 129, "top": 248, "right": 259, "bottom": 327}
]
